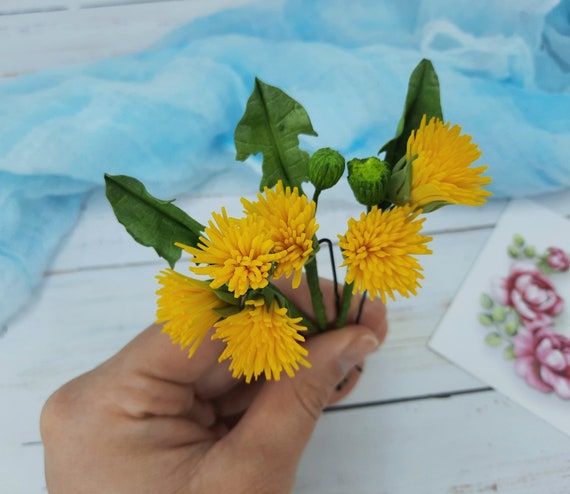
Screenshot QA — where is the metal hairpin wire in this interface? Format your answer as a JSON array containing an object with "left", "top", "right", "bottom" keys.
[{"left": 318, "top": 237, "right": 367, "bottom": 324}]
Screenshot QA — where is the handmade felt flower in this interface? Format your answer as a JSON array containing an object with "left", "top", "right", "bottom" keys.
[
  {"left": 180, "top": 208, "right": 284, "bottom": 297},
  {"left": 156, "top": 269, "right": 227, "bottom": 357},
  {"left": 338, "top": 205, "right": 432, "bottom": 303},
  {"left": 242, "top": 181, "right": 318, "bottom": 288},
  {"left": 406, "top": 115, "right": 492, "bottom": 210},
  {"left": 213, "top": 298, "right": 310, "bottom": 382}
]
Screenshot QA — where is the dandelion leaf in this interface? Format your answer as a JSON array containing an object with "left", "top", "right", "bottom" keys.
[
  {"left": 234, "top": 78, "right": 317, "bottom": 191},
  {"left": 104, "top": 174, "right": 204, "bottom": 268},
  {"left": 380, "top": 59, "right": 443, "bottom": 166}
]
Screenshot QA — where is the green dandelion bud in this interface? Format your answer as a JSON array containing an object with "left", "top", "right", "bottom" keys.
[
  {"left": 347, "top": 157, "right": 391, "bottom": 207},
  {"left": 308, "top": 148, "right": 346, "bottom": 191}
]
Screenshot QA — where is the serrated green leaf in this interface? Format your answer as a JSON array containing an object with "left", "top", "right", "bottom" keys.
[
  {"left": 104, "top": 174, "right": 204, "bottom": 268},
  {"left": 234, "top": 78, "right": 318, "bottom": 191},
  {"left": 379, "top": 59, "right": 443, "bottom": 166}
]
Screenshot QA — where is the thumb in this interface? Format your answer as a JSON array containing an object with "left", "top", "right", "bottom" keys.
[{"left": 230, "top": 324, "right": 381, "bottom": 471}]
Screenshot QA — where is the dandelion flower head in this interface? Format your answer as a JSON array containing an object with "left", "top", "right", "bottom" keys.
[
  {"left": 213, "top": 298, "right": 310, "bottom": 383},
  {"left": 242, "top": 181, "right": 318, "bottom": 288},
  {"left": 181, "top": 208, "right": 284, "bottom": 297},
  {"left": 338, "top": 205, "right": 432, "bottom": 303},
  {"left": 156, "top": 269, "right": 226, "bottom": 357},
  {"left": 407, "top": 115, "right": 492, "bottom": 209}
]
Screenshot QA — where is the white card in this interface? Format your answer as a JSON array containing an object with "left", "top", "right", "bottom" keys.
[{"left": 429, "top": 199, "right": 570, "bottom": 435}]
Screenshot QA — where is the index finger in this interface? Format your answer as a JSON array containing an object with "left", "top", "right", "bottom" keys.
[{"left": 115, "top": 324, "right": 227, "bottom": 385}]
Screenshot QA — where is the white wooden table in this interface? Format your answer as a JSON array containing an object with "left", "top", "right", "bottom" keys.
[{"left": 2, "top": 2, "right": 570, "bottom": 493}]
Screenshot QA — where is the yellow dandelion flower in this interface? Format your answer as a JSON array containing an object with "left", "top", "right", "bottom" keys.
[
  {"left": 242, "top": 181, "right": 318, "bottom": 288},
  {"left": 180, "top": 208, "right": 283, "bottom": 297},
  {"left": 338, "top": 205, "right": 432, "bottom": 303},
  {"left": 213, "top": 299, "right": 310, "bottom": 383},
  {"left": 156, "top": 269, "right": 226, "bottom": 357},
  {"left": 407, "top": 115, "right": 492, "bottom": 209}
]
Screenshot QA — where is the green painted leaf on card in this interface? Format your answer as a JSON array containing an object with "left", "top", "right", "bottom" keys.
[
  {"left": 478, "top": 313, "right": 494, "bottom": 327},
  {"left": 503, "top": 344, "right": 516, "bottom": 360},
  {"left": 234, "top": 78, "right": 318, "bottom": 191},
  {"left": 105, "top": 174, "right": 204, "bottom": 268},
  {"left": 504, "top": 320, "right": 519, "bottom": 336},
  {"left": 485, "top": 333, "right": 503, "bottom": 347},
  {"left": 492, "top": 305, "right": 507, "bottom": 323},
  {"left": 379, "top": 59, "right": 443, "bottom": 166},
  {"left": 480, "top": 293, "right": 494, "bottom": 310}
]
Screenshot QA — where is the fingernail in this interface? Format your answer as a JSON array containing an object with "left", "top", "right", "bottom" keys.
[{"left": 338, "top": 333, "right": 380, "bottom": 375}]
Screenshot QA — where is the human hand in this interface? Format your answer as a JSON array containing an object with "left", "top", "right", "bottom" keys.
[{"left": 40, "top": 278, "right": 387, "bottom": 494}]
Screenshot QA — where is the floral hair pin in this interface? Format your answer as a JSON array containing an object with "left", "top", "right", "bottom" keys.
[{"left": 105, "top": 59, "right": 492, "bottom": 383}]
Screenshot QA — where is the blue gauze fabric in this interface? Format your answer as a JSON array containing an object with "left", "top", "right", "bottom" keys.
[{"left": 1, "top": 0, "right": 569, "bottom": 330}]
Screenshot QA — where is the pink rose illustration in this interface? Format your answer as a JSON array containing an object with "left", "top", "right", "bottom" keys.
[
  {"left": 513, "top": 324, "right": 570, "bottom": 399},
  {"left": 546, "top": 247, "right": 570, "bottom": 272},
  {"left": 493, "top": 262, "right": 563, "bottom": 322}
]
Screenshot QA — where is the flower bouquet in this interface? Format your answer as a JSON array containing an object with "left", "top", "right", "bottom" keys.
[{"left": 105, "top": 59, "right": 491, "bottom": 383}]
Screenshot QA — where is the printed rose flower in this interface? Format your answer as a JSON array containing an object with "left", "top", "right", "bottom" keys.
[
  {"left": 546, "top": 247, "right": 570, "bottom": 272},
  {"left": 493, "top": 262, "right": 563, "bottom": 322},
  {"left": 513, "top": 323, "right": 570, "bottom": 399}
]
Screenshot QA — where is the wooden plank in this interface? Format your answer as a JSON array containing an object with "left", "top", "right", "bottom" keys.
[
  {"left": 297, "top": 391, "right": 570, "bottom": 493},
  {"left": 0, "top": 0, "right": 202, "bottom": 13},
  {"left": 0, "top": 1, "right": 70, "bottom": 15},
  {"left": 0, "top": 0, "right": 255, "bottom": 77}
]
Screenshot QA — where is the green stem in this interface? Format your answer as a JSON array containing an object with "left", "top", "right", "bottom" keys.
[
  {"left": 304, "top": 256, "right": 327, "bottom": 331},
  {"left": 336, "top": 282, "right": 354, "bottom": 328},
  {"left": 311, "top": 188, "right": 322, "bottom": 207}
]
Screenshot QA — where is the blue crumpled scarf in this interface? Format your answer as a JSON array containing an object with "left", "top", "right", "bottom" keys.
[{"left": 1, "top": 0, "right": 569, "bottom": 330}]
